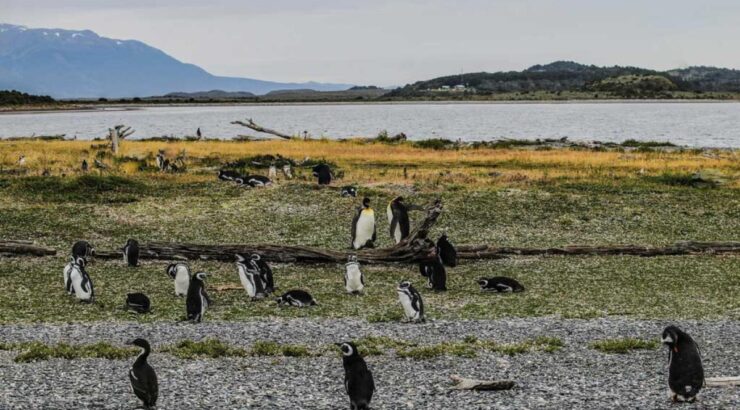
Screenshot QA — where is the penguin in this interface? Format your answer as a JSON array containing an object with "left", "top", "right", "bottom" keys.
[
  {"left": 196, "top": 127, "right": 202, "bottom": 139},
  {"left": 63, "top": 256, "right": 85, "bottom": 295},
  {"left": 312, "top": 163, "right": 332, "bottom": 185},
  {"left": 340, "top": 186, "right": 357, "bottom": 198},
  {"left": 18, "top": 155, "right": 26, "bottom": 166},
  {"left": 662, "top": 326, "right": 704, "bottom": 403},
  {"left": 122, "top": 239, "right": 140, "bottom": 267},
  {"left": 166, "top": 263, "right": 190, "bottom": 297},
  {"left": 337, "top": 341, "right": 375, "bottom": 410},
  {"left": 218, "top": 169, "right": 241, "bottom": 181},
  {"left": 387, "top": 196, "right": 411, "bottom": 244},
  {"left": 126, "top": 338, "right": 158, "bottom": 410},
  {"left": 351, "top": 197, "right": 376, "bottom": 250},
  {"left": 396, "top": 280, "right": 424, "bottom": 323},
  {"left": 344, "top": 255, "right": 365, "bottom": 295},
  {"left": 423, "top": 252, "right": 447, "bottom": 291},
  {"left": 81, "top": 159, "right": 88, "bottom": 172},
  {"left": 72, "top": 240, "right": 94, "bottom": 260},
  {"left": 251, "top": 254, "right": 274, "bottom": 294},
  {"left": 155, "top": 153, "right": 165, "bottom": 171},
  {"left": 125, "top": 293, "right": 151, "bottom": 314},
  {"left": 477, "top": 277, "right": 525, "bottom": 293},
  {"left": 282, "top": 164, "right": 293, "bottom": 179},
  {"left": 436, "top": 234, "right": 458, "bottom": 267},
  {"left": 268, "top": 165, "right": 277, "bottom": 179},
  {"left": 243, "top": 175, "right": 272, "bottom": 187},
  {"left": 186, "top": 272, "right": 209, "bottom": 323},
  {"left": 69, "top": 258, "right": 94, "bottom": 303},
  {"left": 235, "top": 254, "right": 267, "bottom": 299},
  {"left": 276, "top": 290, "right": 317, "bottom": 307}
]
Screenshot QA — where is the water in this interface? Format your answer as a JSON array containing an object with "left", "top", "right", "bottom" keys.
[{"left": 1, "top": 102, "right": 739, "bottom": 147}]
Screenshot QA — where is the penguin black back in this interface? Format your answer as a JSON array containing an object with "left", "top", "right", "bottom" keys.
[
  {"left": 478, "top": 277, "right": 525, "bottom": 293},
  {"left": 186, "top": 272, "right": 209, "bottom": 322},
  {"left": 127, "top": 338, "right": 158, "bottom": 409},
  {"left": 72, "top": 240, "right": 94, "bottom": 260},
  {"left": 125, "top": 293, "right": 151, "bottom": 314},
  {"left": 436, "top": 234, "right": 458, "bottom": 267},
  {"left": 424, "top": 253, "right": 447, "bottom": 291},
  {"left": 312, "top": 164, "right": 332, "bottom": 185},
  {"left": 123, "top": 239, "right": 140, "bottom": 267},
  {"left": 388, "top": 197, "right": 411, "bottom": 244},
  {"left": 662, "top": 326, "right": 704, "bottom": 402},
  {"left": 252, "top": 254, "right": 274, "bottom": 293},
  {"left": 276, "top": 289, "right": 317, "bottom": 307},
  {"left": 337, "top": 341, "right": 375, "bottom": 410}
]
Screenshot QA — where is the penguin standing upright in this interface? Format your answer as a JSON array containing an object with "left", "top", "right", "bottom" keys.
[
  {"left": 186, "top": 272, "right": 209, "bottom": 323},
  {"left": 312, "top": 164, "right": 332, "bottom": 185},
  {"left": 122, "top": 239, "right": 140, "bottom": 267},
  {"left": 397, "top": 280, "right": 424, "bottom": 323},
  {"left": 166, "top": 263, "right": 191, "bottom": 296},
  {"left": 344, "top": 255, "right": 365, "bottom": 295},
  {"left": 436, "top": 234, "right": 458, "bottom": 267},
  {"left": 337, "top": 341, "right": 375, "bottom": 410},
  {"left": 387, "top": 197, "right": 411, "bottom": 244},
  {"left": 63, "top": 256, "right": 83, "bottom": 295},
  {"left": 662, "top": 326, "right": 704, "bottom": 403},
  {"left": 126, "top": 338, "right": 158, "bottom": 410},
  {"left": 81, "top": 159, "right": 88, "bottom": 172},
  {"left": 69, "top": 258, "right": 94, "bottom": 303},
  {"left": 351, "top": 197, "right": 376, "bottom": 250},
  {"left": 251, "top": 254, "right": 274, "bottom": 294},
  {"left": 423, "top": 251, "right": 447, "bottom": 291},
  {"left": 235, "top": 254, "right": 267, "bottom": 299}
]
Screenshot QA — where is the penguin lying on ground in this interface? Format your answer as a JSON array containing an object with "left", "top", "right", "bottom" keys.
[
  {"left": 477, "top": 277, "right": 525, "bottom": 293},
  {"left": 166, "top": 263, "right": 190, "bottom": 296},
  {"left": 662, "top": 326, "right": 704, "bottom": 403},
  {"left": 351, "top": 197, "right": 376, "bottom": 250},
  {"left": 236, "top": 175, "right": 272, "bottom": 187},
  {"left": 312, "top": 163, "right": 332, "bottom": 185},
  {"left": 218, "top": 169, "right": 241, "bottom": 181},
  {"left": 235, "top": 254, "right": 267, "bottom": 299},
  {"left": 344, "top": 255, "right": 365, "bottom": 295},
  {"left": 397, "top": 280, "right": 424, "bottom": 323},
  {"left": 122, "top": 239, "right": 140, "bottom": 267},
  {"left": 186, "top": 272, "right": 210, "bottom": 323},
  {"left": 127, "top": 338, "right": 158, "bottom": 410},
  {"left": 125, "top": 293, "right": 151, "bottom": 314},
  {"left": 340, "top": 186, "right": 358, "bottom": 197},
  {"left": 276, "top": 290, "right": 317, "bottom": 307},
  {"left": 337, "top": 341, "right": 375, "bottom": 410}
]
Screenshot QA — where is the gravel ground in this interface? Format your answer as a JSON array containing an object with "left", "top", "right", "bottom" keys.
[{"left": 1, "top": 317, "right": 738, "bottom": 409}]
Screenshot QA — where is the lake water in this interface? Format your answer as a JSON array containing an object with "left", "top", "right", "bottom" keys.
[{"left": 1, "top": 102, "right": 739, "bottom": 147}]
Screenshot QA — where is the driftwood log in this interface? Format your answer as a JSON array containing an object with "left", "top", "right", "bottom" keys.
[
  {"left": 107, "top": 124, "right": 135, "bottom": 154},
  {"left": 449, "top": 375, "right": 515, "bottom": 391},
  {"left": 231, "top": 119, "right": 292, "bottom": 140},
  {"left": 0, "top": 240, "right": 56, "bottom": 257},
  {"left": 706, "top": 376, "right": 740, "bottom": 388}
]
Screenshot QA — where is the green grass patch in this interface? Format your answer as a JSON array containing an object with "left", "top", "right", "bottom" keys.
[
  {"left": 4, "top": 341, "right": 136, "bottom": 363},
  {"left": 161, "top": 339, "right": 248, "bottom": 359},
  {"left": 590, "top": 338, "right": 659, "bottom": 354},
  {"left": 250, "top": 340, "right": 314, "bottom": 357}
]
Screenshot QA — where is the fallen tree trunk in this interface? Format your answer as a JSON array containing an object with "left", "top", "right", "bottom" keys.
[
  {"left": 0, "top": 240, "right": 56, "bottom": 257},
  {"left": 231, "top": 119, "right": 293, "bottom": 140},
  {"left": 706, "top": 376, "right": 740, "bottom": 388},
  {"left": 449, "top": 375, "right": 515, "bottom": 391}
]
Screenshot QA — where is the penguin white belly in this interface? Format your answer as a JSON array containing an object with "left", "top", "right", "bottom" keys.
[
  {"left": 353, "top": 212, "right": 375, "bottom": 249},
  {"left": 398, "top": 293, "right": 417, "bottom": 320},
  {"left": 174, "top": 271, "right": 190, "bottom": 296},
  {"left": 393, "top": 223, "right": 402, "bottom": 244},
  {"left": 70, "top": 269, "right": 92, "bottom": 301},
  {"left": 345, "top": 265, "right": 364, "bottom": 293},
  {"left": 386, "top": 205, "right": 393, "bottom": 224},
  {"left": 238, "top": 270, "right": 256, "bottom": 297},
  {"left": 200, "top": 291, "right": 208, "bottom": 316}
]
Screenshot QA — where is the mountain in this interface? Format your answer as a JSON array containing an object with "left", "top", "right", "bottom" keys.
[
  {"left": 0, "top": 24, "right": 352, "bottom": 98},
  {"left": 388, "top": 61, "right": 740, "bottom": 97}
]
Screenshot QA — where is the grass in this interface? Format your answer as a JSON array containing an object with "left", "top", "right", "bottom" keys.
[
  {"left": 0, "top": 341, "right": 137, "bottom": 363},
  {"left": 590, "top": 338, "right": 660, "bottom": 354}
]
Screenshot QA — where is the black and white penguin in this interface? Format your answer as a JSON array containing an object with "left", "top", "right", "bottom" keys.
[
  {"left": 397, "top": 280, "right": 424, "bottom": 323},
  {"left": 122, "top": 239, "right": 140, "bottom": 267},
  {"left": 344, "top": 255, "right": 365, "bottom": 295},
  {"left": 351, "top": 197, "right": 376, "bottom": 250},
  {"left": 125, "top": 293, "right": 151, "bottom": 314},
  {"left": 340, "top": 186, "right": 357, "bottom": 197},
  {"left": 218, "top": 169, "right": 241, "bottom": 181},
  {"left": 63, "top": 256, "right": 84, "bottom": 295},
  {"left": 69, "top": 258, "right": 94, "bottom": 303},
  {"left": 387, "top": 196, "right": 411, "bottom": 244},
  {"left": 155, "top": 152, "right": 166, "bottom": 171},
  {"left": 241, "top": 175, "right": 272, "bottom": 187},
  {"left": 477, "top": 277, "right": 525, "bottom": 293},
  {"left": 662, "top": 326, "right": 704, "bottom": 403},
  {"left": 251, "top": 254, "right": 274, "bottom": 294},
  {"left": 126, "top": 338, "right": 158, "bottom": 410},
  {"left": 186, "top": 272, "right": 210, "bottom": 323},
  {"left": 276, "top": 290, "right": 317, "bottom": 307},
  {"left": 422, "top": 252, "right": 447, "bottom": 291},
  {"left": 72, "top": 240, "right": 94, "bottom": 260},
  {"left": 337, "top": 341, "right": 375, "bottom": 410},
  {"left": 312, "top": 163, "right": 332, "bottom": 185},
  {"left": 235, "top": 254, "right": 267, "bottom": 299},
  {"left": 81, "top": 159, "right": 88, "bottom": 172},
  {"left": 166, "top": 263, "right": 190, "bottom": 297},
  {"left": 436, "top": 234, "right": 458, "bottom": 267}
]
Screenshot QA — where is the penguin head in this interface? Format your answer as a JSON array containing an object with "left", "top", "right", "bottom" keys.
[
  {"left": 347, "top": 254, "right": 358, "bottom": 264},
  {"left": 477, "top": 278, "right": 488, "bottom": 288},
  {"left": 166, "top": 263, "right": 177, "bottom": 278},
  {"left": 392, "top": 196, "right": 404, "bottom": 205},
  {"left": 362, "top": 197, "right": 371, "bottom": 208},
  {"left": 126, "top": 338, "right": 151, "bottom": 351},
  {"left": 336, "top": 342, "right": 359, "bottom": 358},
  {"left": 661, "top": 326, "right": 681, "bottom": 348},
  {"left": 397, "top": 280, "right": 413, "bottom": 295},
  {"left": 126, "top": 239, "right": 137, "bottom": 246},
  {"left": 194, "top": 272, "right": 208, "bottom": 281},
  {"left": 235, "top": 254, "right": 246, "bottom": 263}
]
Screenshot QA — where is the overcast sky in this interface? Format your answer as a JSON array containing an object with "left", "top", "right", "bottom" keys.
[{"left": 3, "top": 0, "right": 740, "bottom": 86}]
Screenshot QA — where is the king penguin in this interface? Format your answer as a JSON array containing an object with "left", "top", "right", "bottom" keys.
[
  {"left": 337, "top": 341, "right": 375, "bottom": 410},
  {"left": 387, "top": 196, "right": 411, "bottom": 244},
  {"left": 351, "top": 197, "right": 376, "bottom": 250},
  {"left": 122, "top": 239, "right": 140, "bottom": 267},
  {"left": 166, "top": 263, "right": 190, "bottom": 297},
  {"left": 397, "top": 280, "right": 424, "bottom": 323},
  {"left": 126, "top": 338, "right": 158, "bottom": 410},
  {"left": 662, "top": 326, "right": 704, "bottom": 403},
  {"left": 186, "top": 272, "right": 210, "bottom": 323},
  {"left": 344, "top": 255, "right": 365, "bottom": 295}
]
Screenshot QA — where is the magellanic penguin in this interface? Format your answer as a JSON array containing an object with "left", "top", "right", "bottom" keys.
[
  {"left": 126, "top": 338, "right": 158, "bottom": 410},
  {"left": 397, "top": 280, "right": 424, "bottom": 323},
  {"left": 351, "top": 197, "right": 376, "bottom": 250},
  {"left": 125, "top": 293, "right": 151, "bottom": 314},
  {"left": 662, "top": 326, "right": 704, "bottom": 403},
  {"left": 337, "top": 341, "right": 375, "bottom": 410},
  {"left": 477, "top": 277, "right": 525, "bottom": 293},
  {"left": 69, "top": 258, "right": 94, "bottom": 303},
  {"left": 81, "top": 159, "right": 88, "bottom": 172},
  {"left": 436, "top": 234, "right": 458, "bottom": 267},
  {"left": 186, "top": 272, "right": 210, "bottom": 323},
  {"left": 387, "top": 196, "right": 411, "bottom": 244},
  {"left": 63, "top": 256, "right": 84, "bottom": 295},
  {"left": 122, "top": 239, "right": 140, "bottom": 267},
  {"left": 218, "top": 169, "right": 241, "bottom": 181},
  {"left": 340, "top": 186, "right": 358, "bottom": 198},
  {"left": 276, "top": 290, "right": 317, "bottom": 307},
  {"left": 422, "top": 251, "right": 447, "bottom": 291},
  {"left": 344, "top": 255, "right": 365, "bottom": 295},
  {"left": 166, "top": 263, "right": 191, "bottom": 297},
  {"left": 235, "top": 254, "right": 267, "bottom": 299},
  {"left": 251, "top": 254, "right": 274, "bottom": 294},
  {"left": 239, "top": 175, "right": 272, "bottom": 187},
  {"left": 72, "top": 240, "right": 94, "bottom": 260},
  {"left": 312, "top": 163, "right": 332, "bottom": 185}
]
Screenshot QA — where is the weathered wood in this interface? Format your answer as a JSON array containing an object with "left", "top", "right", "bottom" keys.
[
  {"left": 449, "top": 375, "right": 515, "bottom": 391},
  {"left": 107, "top": 124, "right": 135, "bottom": 154},
  {"left": 231, "top": 119, "right": 293, "bottom": 140},
  {"left": 706, "top": 376, "right": 740, "bottom": 387},
  {"left": 0, "top": 240, "right": 56, "bottom": 257}
]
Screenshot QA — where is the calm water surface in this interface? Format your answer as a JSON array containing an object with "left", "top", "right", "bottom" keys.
[{"left": 1, "top": 102, "right": 739, "bottom": 147}]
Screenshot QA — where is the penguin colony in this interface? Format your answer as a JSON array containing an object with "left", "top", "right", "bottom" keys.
[{"left": 63, "top": 187, "right": 706, "bottom": 407}]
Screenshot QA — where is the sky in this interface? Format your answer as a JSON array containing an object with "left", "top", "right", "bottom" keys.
[{"left": 2, "top": 0, "right": 740, "bottom": 86}]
